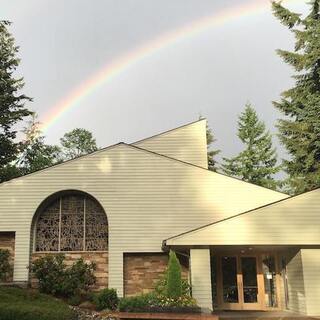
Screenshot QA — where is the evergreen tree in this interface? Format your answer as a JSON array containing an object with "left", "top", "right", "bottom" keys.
[
  {"left": 18, "top": 113, "right": 61, "bottom": 174},
  {"left": 199, "top": 116, "right": 220, "bottom": 171},
  {"left": 222, "top": 104, "right": 279, "bottom": 189},
  {"left": 206, "top": 122, "right": 220, "bottom": 171},
  {"left": 0, "top": 21, "right": 32, "bottom": 182},
  {"left": 166, "top": 250, "right": 182, "bottom": 299},
  {"left": 60, "top": 128, "right": 98, "bottom": 160},
  {"left": 272, "top": 1, "right": 320, "bottom": 194}
]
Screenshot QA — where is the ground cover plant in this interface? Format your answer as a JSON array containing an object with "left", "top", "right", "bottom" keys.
[{"left": 0, "top": 286, "right": 77, "bottom": 320}]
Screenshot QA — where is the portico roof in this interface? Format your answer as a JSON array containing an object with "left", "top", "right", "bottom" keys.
[{"left": 164, "top": 188, "right": 320, "bottom": 247}]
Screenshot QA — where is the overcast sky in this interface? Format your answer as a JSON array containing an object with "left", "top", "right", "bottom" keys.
[{"left": 1, "top": 0, "right": 308, "bottom": 164}]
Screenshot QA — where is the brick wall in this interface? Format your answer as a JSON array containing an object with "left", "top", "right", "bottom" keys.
[
  {"left": 124, "top": 252, "right": 189, "bottom": 296},
  {"left": 31, "top": 251, "right": 108, "bottom": 290},
  {"left": 0, "top": 232, "right": 15, "bottom": 282}
]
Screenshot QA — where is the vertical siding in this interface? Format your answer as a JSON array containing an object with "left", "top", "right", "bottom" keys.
[
  {"left": 190, "top": 249, "right": 212, "bottom": 310},
  {"left": 301, "top": 249, "right": 320, "bottom": 316},
  {"left": 134, "top": 120, "right": 208, "bottom": 168},
  {"left": 0, "top": 144, "right": 286, "bottom": 295},
  {"left": 286, "top": 250, "right": 307, "bottom": 314}
]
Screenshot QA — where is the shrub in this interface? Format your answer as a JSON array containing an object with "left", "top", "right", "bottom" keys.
[
  {"left": 63, "top": 258, "right": 96, "bottom": 296},
  {"left": 119, "top": 293, "right": 157, "bottom": 312},
  {"left": 30, "top": 254, "right": 96, "bottom": 297},
  {"left": 67, "top": 295, "right": 82, "bottom": 306},
  {"left": 166, "top": 250, "right": 182, "bottom": 298},
  {"left": 92, "top": 288, "right": 119, "bottom": 311},
  {"left": 155, "top": 277, "right": 191, "bottom": 297},
  {"left": 0, "top": 249, "right": 12, "bottom": 282},
  {"left": 119, "top": 293, "right": 197, "bottom": 312},
  {"left": 30, "top": 254, "right": 66, "bottom": 295},
  {"left": 0, "top": 286, "right": 76, "bottom": 320}
]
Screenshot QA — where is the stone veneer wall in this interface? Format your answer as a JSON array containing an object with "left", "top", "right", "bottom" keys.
[
  {"left": 0, "top": 232, "right": 15, "bottom": 282},
  {"left": 124, "top": 252, "right": 189, "bottom": 296},
  {"left": 31, "top": 251, "right": 108, "bottom": 290}
]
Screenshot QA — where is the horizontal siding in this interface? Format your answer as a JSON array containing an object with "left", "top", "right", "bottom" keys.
[
  {"left": 167, "top": 190, "right": 320, "bottom": 246},
  {"left": 286, "top": 250, "right": 307, "bottom": 314},
  {"left": 0, "top": 143, "right": 286, "bottom": 295},
  {"left": 134, "top": 120, "right": 208, "bottom": 168},
  {"left": 301, "top": 249, "right": 320, "bottom": 316}
]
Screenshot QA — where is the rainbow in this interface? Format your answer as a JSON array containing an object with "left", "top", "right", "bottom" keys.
[{"left": 39, "top": 0, "right": 300, "bottom": 132}]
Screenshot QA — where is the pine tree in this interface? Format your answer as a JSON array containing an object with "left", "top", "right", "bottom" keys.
[
  {"left": 0, "top": 21, "right": 32, "bottom": 182},
  {"left": 199, "top": 116, "right": 220, "bottom": 171},
  {"left": 206, "top": 122, "right": 220, "bottom": 171},
  {"left": 272, "top": 1, "right": 320, "bottom": 194},
  {"left": 18, "top": 113, "right": 61, "bottom": 174},
  {"left": 222, "top": 104, "right": 279, "bottom": 189}
]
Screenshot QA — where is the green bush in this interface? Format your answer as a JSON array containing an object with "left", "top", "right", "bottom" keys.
[
  {"left": 0, "top": 249, "right": 12, "bottom": 281},
  {"left": 166, "top": 250, "right": 182, "bottom": 298},
  {"left": 119, "top": 293, "right": 157, "bottom": 312},
  {"left": 30, "top": 254, "right": 96, "bottom": 297},
  {"left": 92, "top": 288, "right": 119, "bottom": 311},
  {"left": 67, "top": 294, "right": 82, "bottom": 306},
  {"left": 0, "top": 286, "right": 76, "bottom": 320}
]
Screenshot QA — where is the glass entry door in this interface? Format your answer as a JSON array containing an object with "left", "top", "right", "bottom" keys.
[
  {"left": 241, "top": 257, "right": 260, "bottom": 309},
  {"left": 217, "top": 254, "right": 261, "bottom": 310}
]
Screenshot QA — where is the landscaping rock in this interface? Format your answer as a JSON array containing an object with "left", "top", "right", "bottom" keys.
[{"left": 71, "top": 306, "right": 117, "bottom": 320}]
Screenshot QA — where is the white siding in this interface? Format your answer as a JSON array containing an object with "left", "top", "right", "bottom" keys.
[
  {"left": 0, "top": 144, "right": 286, "bottom": 295},
  {"left": 301, "top": 249, "right": 320, "bottom": 316},
  {"left": 134, "top": 119, "right": 208, "bottom": 168},
  {"left": 286, "top": 250, "right": 307, "bottom": 314},
  {"left": 167, "top": 190, "right": 320, "bottom": 246},
  {"left": 190, "top": 249, "right": 212, "bottom": 310}
]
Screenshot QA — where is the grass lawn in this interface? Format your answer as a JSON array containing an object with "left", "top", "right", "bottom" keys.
[{"left": 0, "top": 286, "right": 77, "bottom": 320}]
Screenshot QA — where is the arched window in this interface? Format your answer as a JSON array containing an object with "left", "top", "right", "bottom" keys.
[{"left": 35, "top": 193, "right": 108, "bottom": 252}]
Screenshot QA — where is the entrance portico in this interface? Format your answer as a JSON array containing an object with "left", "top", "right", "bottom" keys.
[
  {"left": 212, "top": 247, "right": 283, "bottom": 311},
  {"left": 166, "top": 245, "right": 320, "bottom": 316}
]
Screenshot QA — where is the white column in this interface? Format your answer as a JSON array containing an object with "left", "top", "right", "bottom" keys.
[{"left": 190, "top": 248, "right": 212, "bottom": 311}]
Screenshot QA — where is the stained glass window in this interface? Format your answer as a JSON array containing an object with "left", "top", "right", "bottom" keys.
[{"left": 35, "top": 194, "right": 108, "bottom": 252}]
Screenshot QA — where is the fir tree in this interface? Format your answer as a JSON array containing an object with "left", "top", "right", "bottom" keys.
[
  {"left": 0, "top": 21, "right": 32, "bottom": 182},
  {"left": 199, "top": 116, "right": 220, "bottom": 171},
  {"left": 272, "top": 0, "right": 320, "bottom": 194},
  {"left": 206, "top": 122, "right": 220, "bottom": 171},
  {"left": 222, "top": 104, "right": 279, "bottom": 189},
  {"left": 18, "top": 113, "right": 61, "bottom": 174}
]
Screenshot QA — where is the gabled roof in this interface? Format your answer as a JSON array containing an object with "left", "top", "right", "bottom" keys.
[
  {"left": 165, "top": 187, "right": 320, "bottom": 247},
  {"left": 0, "top": 120, "right": 286, "bottom": 199}
]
